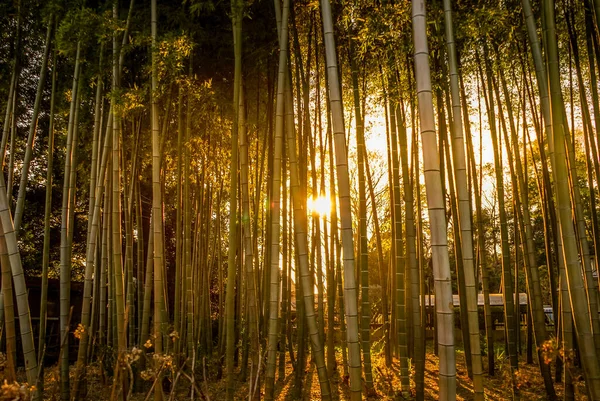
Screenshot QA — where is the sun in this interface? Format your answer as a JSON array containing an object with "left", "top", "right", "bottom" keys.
[{"left": 307, "top": 196, "right": 332, "bottom": 217}]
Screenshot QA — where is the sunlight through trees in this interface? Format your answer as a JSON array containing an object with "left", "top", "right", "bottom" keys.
[{"left": 0, "top": 0, "right": 599, "bottom": 400}]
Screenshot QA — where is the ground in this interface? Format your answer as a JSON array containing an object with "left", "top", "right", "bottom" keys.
[
  {"left": 183, "top": 344, "right": 587, "bottom": 400},
  {"left": 10, "top": 344, "right": 589, "bottom": 400}
]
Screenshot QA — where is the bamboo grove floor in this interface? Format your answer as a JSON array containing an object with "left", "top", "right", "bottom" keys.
[{"left": 28, "top": 343, "right": 588, "bottom": 400}]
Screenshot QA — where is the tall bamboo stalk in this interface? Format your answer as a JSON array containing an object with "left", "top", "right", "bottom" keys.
[
  {"left": 483, "top": 43, "right": 520, "bottom": 400},
  {"left": 320, "top": 0, "right": 362, "bottom": 398},
  {"left": 442, "top": 2, "right": 483, "bottom": 397},
  {"left": 239, "top": 83, "right": 260, "bottom": 393},
  {"left": 0, "top": 232, "right": 16, "bottom": 382},
  {"left": 349, "top": 41, "right": 373, "bottom": 392},
  {"left": 264, "top": 0, "right": 288, "bottom": 396},
  {"left": 59, "top": 41, "right": 81, "bottom": 401},
  {"left": 150, "top": 0, "right": 165, "bottom": 399},
  {"left": 542, "top": 0, "right": 600, "bottom": 395},
  {"left": 412, "top": 0, "right": 456, "bottom": 398},
  {"left": 12, "top": 17, "right": 52, "bottom": 232},
  {"left": 497, "top": 54, "right": 557, "bottom": 399},
  {"left": 225, "top": 0, "right": 243, "bottom": 394},
  {"left": 111, "top": 2, "right": 127, "bottom": 363},
  {"left": 38, "top": 45, "right": 57, "bottom": 384}
]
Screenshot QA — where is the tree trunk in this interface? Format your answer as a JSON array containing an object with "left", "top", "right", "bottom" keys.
[
  {"left": 38, "top": 45, "right": 57, "bottom": 392},
  {"left": 412, "top": 1, "right": 456, "bottom": 398},
  {"left": 150, "top": 0, "right": 165, "bottom": 398},
  {"left": 349, "top": 41, "right": 373, "bottom": 393},
  {"left": 542, "top": 0, "right": 600, "bottom": 396},
  {"left": 442, "top": 3, "right": 483, "bottom": 396},
  {"left": 264, "top": 0, "right": 287, "bottom": 396},
  {"left": 59, "top": 42, "right": 82, "bottom": 401},
  {"left": 13, "top": 17, "right": 53, "bottom": 232},
  {"left": 319, "top": 0, "right": 362, "bottom": 398}
]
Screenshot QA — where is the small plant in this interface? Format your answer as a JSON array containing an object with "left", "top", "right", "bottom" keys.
[
  {"left": 74, "top": 324, "right": 85, "bottom": 340},
  {"left": 0, "top": 380, "right": 34, "bottom": 400},
  {"left": 539, "top": 337, "right": 559, "bottom": 365}
]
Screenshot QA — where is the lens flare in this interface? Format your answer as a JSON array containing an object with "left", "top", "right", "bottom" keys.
[{"left": 307, "top": 196, "right": 331, "bottom": 216}]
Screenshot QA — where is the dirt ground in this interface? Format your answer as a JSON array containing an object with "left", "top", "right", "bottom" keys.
[
  {"left": 27, "top": 343, "right": 588, "bottom": 400},
  {"left": 193, "top": 345, "right": 587, "bottom": 400}
]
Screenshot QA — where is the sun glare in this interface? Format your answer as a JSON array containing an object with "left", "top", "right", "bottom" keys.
[{"left": 307, "top": 196, "right": 331, "bottom": 216}]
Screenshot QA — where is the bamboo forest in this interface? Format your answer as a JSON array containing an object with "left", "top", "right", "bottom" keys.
[{"left": 3, "top": 0, "right": 600, "bottom": 399}]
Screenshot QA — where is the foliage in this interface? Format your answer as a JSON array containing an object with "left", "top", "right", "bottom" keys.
[{"left": 55, "top": 7, "right": 106, "bottom": 57}]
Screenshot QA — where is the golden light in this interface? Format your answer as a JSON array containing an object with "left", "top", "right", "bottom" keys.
[{"left": 307, "top": 196, "right": 331, "bottom": 216}]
